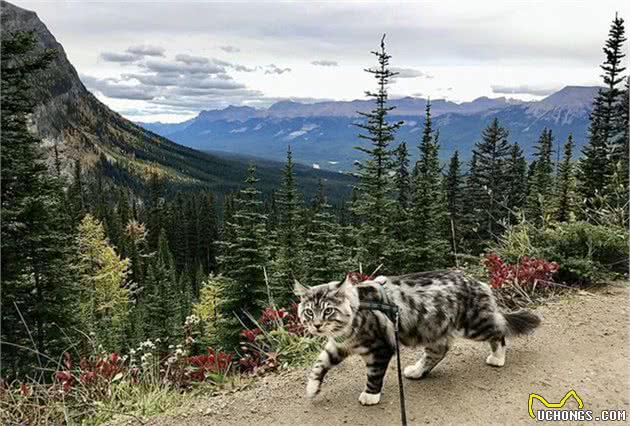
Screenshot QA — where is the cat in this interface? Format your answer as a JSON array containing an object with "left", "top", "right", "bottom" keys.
[{"left": 294, "top": 270, "right": 541, "bottom": 406}]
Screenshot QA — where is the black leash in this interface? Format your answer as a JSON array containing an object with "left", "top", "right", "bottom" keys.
[{"left": 358, "top": 294, "right": 408, "bottom": 426}]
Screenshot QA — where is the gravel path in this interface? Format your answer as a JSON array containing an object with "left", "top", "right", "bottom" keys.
[{"left": 148, "top": 284, "right": 629, "bottom": 425}]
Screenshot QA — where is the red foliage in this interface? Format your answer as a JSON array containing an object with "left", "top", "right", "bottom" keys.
[
  {"left": 187, "top": 348, "right": 232, "bottom": 382},
  {"left": 346, "top": 271, "right": 370, "bottom": 284},
  {"left": 484, "top": 253, "right": 559, "bottom": 289},
  {"left": 238, "top": 304, "right": 306, "bottom": 374}
]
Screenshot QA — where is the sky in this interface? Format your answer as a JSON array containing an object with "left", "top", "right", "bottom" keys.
[{"left": 13, "top": 0, "right": 629, "bottom": 122}]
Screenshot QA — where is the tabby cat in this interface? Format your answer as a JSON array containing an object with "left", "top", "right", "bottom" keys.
[{"left": 294, "top": 270, "right": 541, "bottom": 406}]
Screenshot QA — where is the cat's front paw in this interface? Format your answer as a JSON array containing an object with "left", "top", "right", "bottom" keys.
[
  {"left": 358, "top": 391, "right": 381, "bottom": 406},
  {"left": 306, "top": 379, "right": 321, "bottom": 399},
  {"left": 485, "top": 353, "right": 505, "bottom": 367}
]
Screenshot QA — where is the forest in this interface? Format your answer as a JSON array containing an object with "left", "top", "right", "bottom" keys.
[{"left": 1, "top": 13, "right": 628, "bottom": 425}]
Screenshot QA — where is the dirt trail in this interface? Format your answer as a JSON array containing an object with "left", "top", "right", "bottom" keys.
[{"left": 152, "top": 284, "right": 629, "bottom": 425}]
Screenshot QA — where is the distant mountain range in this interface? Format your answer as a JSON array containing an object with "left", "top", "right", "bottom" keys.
[
  {"left": 1, "top": 1, "right": 353, "bottom": 199},
  {"left": 140, "top": 86, "right": 598, "bottom": 171}
]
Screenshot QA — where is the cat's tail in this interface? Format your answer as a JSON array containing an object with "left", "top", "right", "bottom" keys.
[{"left": 501, "top": 310, "right": 542, "bottom": 336}]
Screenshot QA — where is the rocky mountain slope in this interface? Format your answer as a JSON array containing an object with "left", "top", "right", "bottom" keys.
[
  {"left": 0, "top": 1, "right": 353, "bottom": 197},
  {"left": 141, "top": 87, "right": 598, "bottom": 171}
]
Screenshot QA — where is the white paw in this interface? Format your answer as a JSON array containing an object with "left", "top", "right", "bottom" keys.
[
  {"left": 306, "top": 379, "right": 320, "bottom": 398},
  {"left": 486, "top": 354, "right": 505, "bottom": 367},
  {"left": 403, "top": 364, "right": 424, "bottom": 379},
  {"left": 359, "top": 391, "right": 381, "bottom": 406}
]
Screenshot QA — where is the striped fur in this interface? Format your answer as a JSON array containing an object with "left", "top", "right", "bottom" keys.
[{"left": 294, "top": 270, "right": 541, "bottom": 405}]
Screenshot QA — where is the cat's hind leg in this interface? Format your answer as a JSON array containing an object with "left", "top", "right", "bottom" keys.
[
  {"left": 486, "top": 336, "right": 506, "bottom": 367},
  {"left": 403, "top": 338, "right": 450, "bottom": 379}
]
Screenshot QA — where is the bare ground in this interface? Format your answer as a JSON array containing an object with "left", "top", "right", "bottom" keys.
[{"left": 148, "top": 284, "right": 629, "bottom": 426}]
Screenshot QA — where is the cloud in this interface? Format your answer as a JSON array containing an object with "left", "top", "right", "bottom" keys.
[
  {"left": 126, "top": 45, "right": 165, "bottom": 57},
  {"left": 311, "top": 59, "right": 338, "bottom": 66},
  {"left": 81, "top": 75, "right": 157, "bottom": 100},
  {"left": 220, "top": 45, "right": 240, "bottom": 53},
  {"left": 491, "top": 84, "right": 557, "bottom": 96},
  {"left": 390, "top": 67, "right": 432, "bottom": 79},
  {"left": 265, "top": 64, "right": 291, "bottom": 74},
  {"left": 174, "top": 54, "right": 209, "bottom": 65},
  {"left": 142, "top": 59, "right": 225, "bottom": 74},
  {"left": 100, "top": 52, "right": 139, "bottom": 63}
]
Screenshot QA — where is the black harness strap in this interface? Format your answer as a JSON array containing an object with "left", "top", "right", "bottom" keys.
[{"left": 358, "top": 285, "right": 408, "bottom": 426}]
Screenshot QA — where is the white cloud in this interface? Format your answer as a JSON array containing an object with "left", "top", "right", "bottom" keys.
[{"left": 312, "top": 60, "right": 338, "bottom": 66}]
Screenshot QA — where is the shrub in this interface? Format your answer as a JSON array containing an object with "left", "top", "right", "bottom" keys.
[
  {"left": 494, "top": 220, "right": 628, "bottom": 285},
  {"left": 239, "top": 304, "right": 320, "bottom": 374},
  {"left": 483, "top": 253, "right": 559, "bottom": 289}
]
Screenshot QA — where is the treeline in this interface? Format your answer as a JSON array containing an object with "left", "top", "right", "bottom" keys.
[{"left": 2, "top": 17, "right": 628, "bottom": 378}]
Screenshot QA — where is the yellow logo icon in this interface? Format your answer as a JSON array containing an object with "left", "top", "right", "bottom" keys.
[{"left": 528, "top": 389, "right": 584, "bottom": 419}]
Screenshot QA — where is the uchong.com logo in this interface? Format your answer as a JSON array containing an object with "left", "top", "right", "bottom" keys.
[{"left": 528, "top": 389, "right": 627, "bottom": 422}]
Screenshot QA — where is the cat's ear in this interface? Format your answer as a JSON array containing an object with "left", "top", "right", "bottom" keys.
[
  {"left": 293, "top": 280, "right": 309, "bottom": 298},
  {"left": 334, "top": 274, "right": 353, "bottom": 293}
]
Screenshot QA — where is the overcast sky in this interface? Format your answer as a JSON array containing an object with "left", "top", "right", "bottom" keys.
[{"left": 13, "top": 1, "right": 629, "bottom": 122}]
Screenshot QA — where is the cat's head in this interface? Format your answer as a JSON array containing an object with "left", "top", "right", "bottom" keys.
[{"left": 294, "top": 277, "right": 359, "bottom": 337}]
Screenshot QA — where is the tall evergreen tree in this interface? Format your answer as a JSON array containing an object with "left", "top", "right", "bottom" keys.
[
  {"left": 143, "top": 230, "right": 180, "bottom": 347},
  {"left": 580, "top": 14, "right": 627, "bottom": 203},
  {"left": 409, "top": 105, "right": 450, "bottom": 270},
  {"left": 272, "top": 146, "right": 304, "bottom": 305},
  {"left": 389, "top": 142, "right": 412, "bottom": 271},
  {"left": 146, "top": 173, "right": 166, "bottom": 251},
  {"left": 527, "top": 128, "right": 555, "bottom": 223},
  {"left": 305, "top": 180, "right": 347, "bottom": 284},
  {"left": 555, "top": 135, "right": 577, "bottom": 222},
  {"left": 504, "top": 142, "right": 528, "bottom": 219},
  {"left": 1, "top": 32, "right": 79, "bottom": 377},
  {"left": 352, "top": 35, "right": 402, "bottom": 272},
  {"left": 67, "top": 159, "right": 87, "bottom": 227},
  {"left": 472, "top": 118, "right": 511, "bottom": 241},
  {"left": 218, "top": 165, "right": 269, "bottom": 347},
  {"left": 445, "top": 150, "right": 465, "bottom": 254}
]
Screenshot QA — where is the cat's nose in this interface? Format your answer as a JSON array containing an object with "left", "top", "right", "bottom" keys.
[{"left": 314, "top": 323, "right": 322, "bottom": 330}]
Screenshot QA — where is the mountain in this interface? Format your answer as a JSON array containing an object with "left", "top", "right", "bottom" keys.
[
  {"left": 0, "top": 1, "right": 353, "bottom": 199},
  {"left": 140, "top": 87, "right": 597, "bottom": 170}
]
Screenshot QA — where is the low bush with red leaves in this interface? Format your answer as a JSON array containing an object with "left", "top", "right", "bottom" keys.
[{"left": 484, "top": 252, "right": 559, "bottom": 289}]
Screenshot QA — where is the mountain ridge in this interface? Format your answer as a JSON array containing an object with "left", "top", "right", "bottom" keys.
[
  {"left": 138, "top": 86, "right": 598, "bottom": 170},
  {"left": 0, "top": 1, "right": 353, "bottom": 198}
]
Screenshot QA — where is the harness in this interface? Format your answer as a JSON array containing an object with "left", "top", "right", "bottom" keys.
[{"left": 356, "top": 281, "right": 408, "bottom": 426}]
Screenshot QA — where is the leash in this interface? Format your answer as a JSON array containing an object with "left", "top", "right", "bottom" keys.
[{"left": 357, "top": 285, "right": 408, "bottom": 426}]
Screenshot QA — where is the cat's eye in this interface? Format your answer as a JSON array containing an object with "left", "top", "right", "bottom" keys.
[
  {"left": 303, "top": 308, "right": 313, "bottom": 319},
  {"left": 323, "top": 307, "right": 335, "bottom": 317}
]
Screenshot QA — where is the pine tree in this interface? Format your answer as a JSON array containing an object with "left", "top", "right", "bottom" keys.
[
  {"left": 77, "top": 215, "right": 130, "bottom": 351},
  {"left": 472, "top": 118, "right": 511, "bottom": 241},
  {"left": 409, "top": 109, "right": 450, "bottom": 269},
  {"left": 388, "top": 142, "right": 412, "bottom": 272},
  {"left": 445, "top": 150, "right": 465, "bottom": 254},
  {"left": 580, "top": 14, "right": 627, "bottom": 203},
  {"left": 527, "top": 128, "right": 555, "bottom": 223},
  {"left": 504, "top": 143, "right": 528, "bottom": 219},
  {"left": 1, "top": 32, "right": 79, "bottom": 376},
  {"left": 352, "top": 35, "right": 402, "bottom": 272},
  {"left": 146, "top": 173, "right": 166, "bottom": 251},
  {"left": 462, "top": 152, "right": 484, "bottom": 251},
  {"left": 218, "top": 165, "right": 269, "bottom": 347},
  {"left": 143, "top": 230, "right": 180, "bottom": 347},
  {"left": 67, "top": 159, "right": 86, "bottom": 227},
  {"left": 305, "top": 180, "right": 347, "bottom": 283},
  {"left": 272, "top": 146, "right": 304, "bottom": 305},
  {"left": 555, "top": 135, "right": 577, "bottom": 222},
  {"left": 197, "top": 192, "right": 218, "bottom": 275}
]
